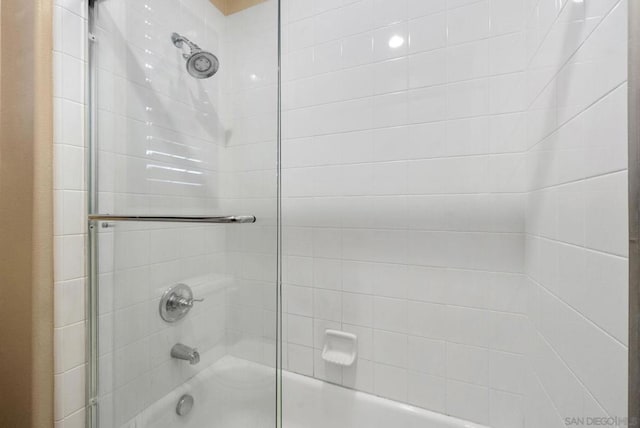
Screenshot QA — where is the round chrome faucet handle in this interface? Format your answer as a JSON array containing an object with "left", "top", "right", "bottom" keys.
[{"left": 159, "top": 284, "right": 203, "bottom": 322}]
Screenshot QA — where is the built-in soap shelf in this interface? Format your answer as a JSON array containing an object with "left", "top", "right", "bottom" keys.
[{"left": 321, "top": 330, "right": 357, "bottom": 367}]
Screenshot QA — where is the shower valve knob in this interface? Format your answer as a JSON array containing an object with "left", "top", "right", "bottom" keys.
[{"left": 159, "top": 283, "right": 203, "bottom": 323}]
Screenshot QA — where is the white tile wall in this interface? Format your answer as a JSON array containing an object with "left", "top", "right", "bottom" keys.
[
  {"left": 281, "top": 0, "right": 530, "bottom": 425},
  {"left": 53, "top": 0, "right": 629, "bottom": 427},
  {"left": 282, "top": 0, "right": 629, "bottom": 426},
  {"left": 523, "top": 0, "right": 629, "bottom": 426},
  {"left": 53, "top": 0, "right": 88, "bottom": 426}
]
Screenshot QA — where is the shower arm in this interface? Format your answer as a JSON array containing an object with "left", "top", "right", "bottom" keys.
[{"left": 171, "top": 33, "right": 203, "bottom": 59}]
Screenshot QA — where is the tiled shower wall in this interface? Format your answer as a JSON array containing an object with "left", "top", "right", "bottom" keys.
[
  {"left": 523, "top": 0, "right": 628, "bottom": 426},
  {"left": 281, "top": 0, "right": 530, "bottom": 425},
  {"left": 52, "top": 1, "right": 630, "bottom": 428},
  {"left": 53, "top": 0, "right": 88, "bottom": 426},
  {"left": 281, "top": 0, "right": 631, "bottom": 426}
]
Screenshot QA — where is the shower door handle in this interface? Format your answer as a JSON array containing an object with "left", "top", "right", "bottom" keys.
[{"left": 88, "top": 214, "right": 257, "bottom": 224}]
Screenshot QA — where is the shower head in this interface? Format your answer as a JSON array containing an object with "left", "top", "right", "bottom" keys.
[{"left": 171, "top": 32, "right": 219, "bottom": 79}]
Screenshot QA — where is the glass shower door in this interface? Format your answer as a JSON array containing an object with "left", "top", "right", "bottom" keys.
[{"left": 87, "top": 1, "right": 280, "bottom": 427}]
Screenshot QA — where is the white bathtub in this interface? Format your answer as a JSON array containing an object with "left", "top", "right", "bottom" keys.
[
  {"left": 283, "top": 370, "right": 486, "bottom": 428},
  {"left": 127, "top": 357, "right": 486, "bottom": 428}
]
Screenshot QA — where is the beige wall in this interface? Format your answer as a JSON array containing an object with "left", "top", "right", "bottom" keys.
[
  {"left": 0, "top": 0, "right": 54, "bottom": 427},
  {"left": 210, "top": 0, "right": 265, "bottom": 15}
]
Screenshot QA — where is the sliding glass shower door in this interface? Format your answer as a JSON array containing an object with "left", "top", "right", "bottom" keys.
[{"left": 87, "top": 1, "right": 280, "bottom": 427}]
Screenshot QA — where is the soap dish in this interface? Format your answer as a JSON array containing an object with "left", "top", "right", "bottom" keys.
[{"left": 321, "top": 330, "right": 357, "bottom": 367}]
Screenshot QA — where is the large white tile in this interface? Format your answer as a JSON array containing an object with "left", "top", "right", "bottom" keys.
[
  {"left": 374, "top": 363, "right": 408, "bottom": 401},
  {"left": 446, "top": 40, "right": 489, "bottom": 82},
  {"left": 373, "top": 330, "right": 408, "bottom": 367},
  {"left": 407, "top": 371, "right": 446, "bottom": 412},
  {"left": 408, "top": 12, "right": 447, "bottom": 54},
  {"left": 447, "top": 1, "right": 489, "bottom": 45},
  {"left": 490, "top": 390, "right": 524, "bottom": 428},
  {"left": 342, "top": 292, "right": 373, "bottom": 326},
  {"left": 446, "top": 379, "right": 489, "bottom": 424},
  {"left": 373, "top": 296, "right": 407, "bottom": 332}
]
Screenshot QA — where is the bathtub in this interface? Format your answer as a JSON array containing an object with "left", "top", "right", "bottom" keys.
[
  {"left": 284, "top": 371, "right": 486, "bottom": 428},
  {"left": 126, "top": 356, "right": 486, "bottom": 428}
]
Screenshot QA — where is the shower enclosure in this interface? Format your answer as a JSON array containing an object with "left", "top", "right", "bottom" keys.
[
  {"left": 87, "top": 0, "right": 280, "bottom": 427},
  {"left": 86, "top": 0, "right": 632, "bottom": 427}
]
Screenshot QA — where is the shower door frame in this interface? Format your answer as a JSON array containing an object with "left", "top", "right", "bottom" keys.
[
  {"left": 86, "top": 2, "right": 98, "bottom": 427},
  {"left": 84, "top": 1, "right": 283, "bottom": 427},
  {"left": 629, "top": 0, "right": 640, "bottom": 423}
]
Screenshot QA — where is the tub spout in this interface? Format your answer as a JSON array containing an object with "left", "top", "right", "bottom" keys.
[{"left": 171, "top": 343, "right": 200, "bottom": 365}]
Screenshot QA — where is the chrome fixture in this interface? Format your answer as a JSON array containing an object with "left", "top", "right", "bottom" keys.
[
  {"left": 171, "top": 343, "right": 200, "bottom": 365},
  {"left": 159, "top": 283, "right": 203, "bottom": 323},
  {"left": 176, "top": 394, "right": 195, "bottom": 416},
  {"left": 171, "top": 32, "right": 219, "bottom": 79},
  {"left": 88, "top": 214, "right": 256, "bottom": 224}
]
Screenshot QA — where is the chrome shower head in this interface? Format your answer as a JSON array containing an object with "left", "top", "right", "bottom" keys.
[{"left": 171, "top": 32, "right": 219, "bottom": 79}]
